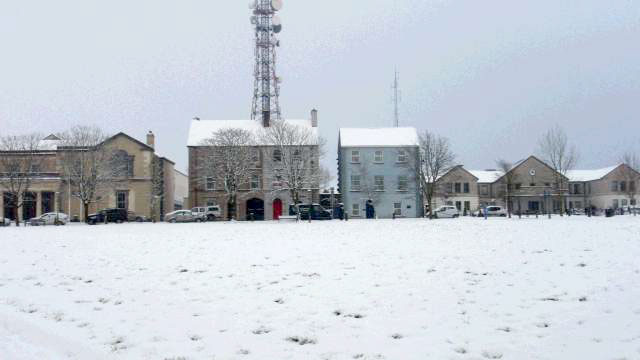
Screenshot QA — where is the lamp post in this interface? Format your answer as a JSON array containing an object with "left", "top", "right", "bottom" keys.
[
  {"left": 330, "top": 187, "right": 335, "bottom": 219},
  {"left": 308, "top": 189, "right": 312, "bottom": 223}
]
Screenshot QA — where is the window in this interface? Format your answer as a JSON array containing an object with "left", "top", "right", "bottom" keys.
[
  {"left": 455, "top": 201, "right": 462, "bottom": 211},
  {"left": 611, "top": 181, "right": 619, "bottom": 192},
  {"left": 573, "top": 184, "right": 581, "bottom": 194},
  {"left": 622, "top": 199, "right": 628, "bottom": 206},
  {"left": 374, "top": 150, "right": 384, "bottom": 163},
  {"left": 575, "top": 201, "right": 582, "bottom": 209},
  {"left": 374, "top": 176, "right": 385, "bottom": 191},
  {"left": 250, "top": 175, "right": 261, "bottom": 190},
  {"left": 515, "top": 183, "right": 522, "bottom": 190},
  {"left": 273, "top": 149, "right": 282, "bottom": 162},
  {"left": 352, "top": 203, "right": 361, "bottom": 217},
  {"left": 251, "top": 148, "right": 260, "bottom": 163},
  {"left": 30, "top": 164, "right": 41, "bottom": 173},
  {"left": 445, "top": 183, "right": 453, "bottom": 193},
  {"left": 480, "top": 185, "right": 489, "bottom": 196},
  {"left": 397, "top": 150, "right": 407, "bottom": 163},
  {"left": 397, "top": 176, "right": 408, "bottom": 191},
  {"left": 205, "top": 177, "right": 215, "bottom": 191},
  {"left": 114, "top": 150, "right": 134, "bottom": 177},
  {"left": 293, "top": 149, "right": 302, "bottom": 161},
  {"left": 620, "top": 181, "right": 627, "bottom": 192},
  {"left": 116, "top": 191, "right": 128, "bottom": 210},
  {"left": 350, "top": 175, "right": 361, "bottom": 191},
  {"left": 351, "top": 151, "right": 360, "bottom": 163},
  {"left": 454, "top": 183, "right": 462, "bottom": 193},
  {"left": 41, "top": 192, "right": 54, "bottom": 214},
  {"left": 630, "top": 181, "right": 636, "bottom": 192},
  {"left": 463, "top": 183, "right": 470, "bottom": 193},
  {"left": 206, "top": 199, "right": 216, "bottom": 207},
  {"left": 631, "top": 199, "right": 637, "bottom": 206},
  {"left": 613, "top": 199, "right": 619, "bottom": 209},
  {"left": 464, "top": 201, "right": 470, "bottom": 211},
  {"left": 530, "top": 183, "right": 536, "bottom": 187},
  {"left": 393, "top": 202, "right": 402, "bottom": 216}
]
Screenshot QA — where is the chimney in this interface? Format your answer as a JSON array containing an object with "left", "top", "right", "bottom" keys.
[
  {"left": 311, "top": 109, "right": 318, "bottom": 127},
  {"left": 146, "top": 131, "right": 155, "bottom": 149}
]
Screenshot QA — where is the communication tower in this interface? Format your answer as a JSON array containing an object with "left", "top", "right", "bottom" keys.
[{"left": 249, "top": 0, "right": 284, "bottom": 127}]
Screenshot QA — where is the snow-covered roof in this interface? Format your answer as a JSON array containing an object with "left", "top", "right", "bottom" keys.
[
  {"left": 339, "top": 127, "right": 419, "bottom": 147},
  {"left": 469, "top": 170, "right": 504, "bottom": 183},
  {"left": 567, "top": 165, "right": 619, "bottom": 182},
  {"left": 187, "top": 119, "right": 317, "bottom": 146},
  {"left": 38, "top": 134, "right": 61, "bottom": 150}
]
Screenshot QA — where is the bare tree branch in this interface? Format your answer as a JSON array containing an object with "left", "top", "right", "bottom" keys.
[
  {"left": 415, "top": 131, "right": 455, "bottom": 219},
  {"left": 537, "top": 125, "right": 578, "bottom": 215}
]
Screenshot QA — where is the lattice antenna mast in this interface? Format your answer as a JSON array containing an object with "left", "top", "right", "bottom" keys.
[
  {"left": 250, "top": 0, "right": 283, "bottom": 127},
  {"left": 392, "top": 68, "right": 401, "bottom": 127}
]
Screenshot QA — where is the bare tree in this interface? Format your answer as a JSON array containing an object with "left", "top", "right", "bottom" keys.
[
  {"left": 621, "top": 152, "right": 640, "bottom": 215},
  {"left": 198, "top": 128, "right": 256, "bottom": 220},
  {"left": 496, "top": 159, "right": 518, "bottom": 218},
  {"left": 57, "top": 126, "right": 121, "bottom": 222},
  {"left": 416, "top": 131, "right": 455, "bottom": 219},
  {"left": 318, "top": 166, "right": 334, "bottom": 190},
  {"left": 538, "top": 125, "right": 578, "bottom": 215},
  {"left": 261, "top": 120, "right": 324, "bottom": 209},
  {"left": 0, "top": 133, "right": 43, "bottom": 225}
]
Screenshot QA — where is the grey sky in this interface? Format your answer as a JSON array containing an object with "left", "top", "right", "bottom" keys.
[{"left": 1, "top": 0, "right": 638, "bottom": 174}]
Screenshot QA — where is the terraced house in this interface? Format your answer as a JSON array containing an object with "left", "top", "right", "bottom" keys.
[
  {"left": 434, "top": 156, "right": 639, "bottom": 215},
  {"left": 0, "top": 131, "right": 176, "bottom": 222},
  {"left": 338, "top": 128, "right": 423, "bottom": 219}
]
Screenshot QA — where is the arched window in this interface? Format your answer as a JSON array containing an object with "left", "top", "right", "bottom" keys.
[{"left": 273, "top": 149, "right": 282, "bottom": 162}]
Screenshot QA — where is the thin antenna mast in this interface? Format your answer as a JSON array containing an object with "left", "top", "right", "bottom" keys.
[
  {"left": 249, "top": 0, "right": 283, "bottom": 127},
  {"left": 392, "top": 68, "right": 401, "bottom": 127}
]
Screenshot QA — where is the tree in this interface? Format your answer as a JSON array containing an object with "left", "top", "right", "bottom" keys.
[
  {"left": 620, "top": 152, "right": 640, "bottom": 215},
  {"left": 496, "top": 159, "right": 518, "bottom": 218},
  {"left": 261, "top": 120, "right": 324, "bottom": 210},
  {"left": 538, "top": 125, "right": 578, "bottom": 215},
  {"left": 198, "top": 128, "right": 256, "bottom": 220},
  {"left": 0, "top": 133, "right": 43, "bottom": 225},
  {"left": 57, "top": 126, "right": 122, "bottom": 222},
  {"left": 416, "top": 131, "right": 455, "bottom": 219}
]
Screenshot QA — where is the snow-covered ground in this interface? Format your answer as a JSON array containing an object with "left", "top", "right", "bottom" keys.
[{"left": 1, "top": 217, "right": 639, "bottom": 360}]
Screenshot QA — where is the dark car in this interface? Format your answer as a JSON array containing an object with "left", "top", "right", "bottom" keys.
[
  {"left": 289, "top": 203, "right": 332, "bottom": 220},
  {"left": 87, "top": 208, "right": 129, "bottom": 225}
]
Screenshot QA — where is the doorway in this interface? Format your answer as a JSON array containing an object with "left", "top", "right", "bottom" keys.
[
  {"left": 246, "top": 198, "right": 264, "bottom": 221},
  {"left": 272, "top": 198, "right": 283, "bottom": 220}
]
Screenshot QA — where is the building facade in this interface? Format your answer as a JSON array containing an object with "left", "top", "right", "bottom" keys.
[
  {"left": 0, "top": 132, "right": 175, "bottom": 222},
  {"left": 187, "top": 114, "right": 320, "bottom": 221},
  {"left": 338, "top": 128, "right": 423, "bottom": 219}
]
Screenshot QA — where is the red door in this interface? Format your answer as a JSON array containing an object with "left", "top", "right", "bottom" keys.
[{"left": 273, "top": 199, "right": 283, "bottom": 220}]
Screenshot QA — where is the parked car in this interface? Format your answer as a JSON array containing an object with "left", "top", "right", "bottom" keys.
[
  {"left": 288, "top": 203, "right": 332, "bottom": 220},
  {"left": 28, "top": 212, "right": 69, "bottom": 226},
  {"left": 570, "top": 208, "right": 586, "bottom": 216},
  {"left": 475, "top": 206, "right": 508, "bottom": 217},
  {"left": 87, "top": 208, "right": 129, "bottom": 225},
  {"left": 191, "top": 206, "right": 222, "bottom": 221},
  {"left": 165, "top": 210, "right": 206, "bottom": 223},
  {"left": 433, "top": 206, "right": 460, "bottom": 218},
  {"left": 1, "top": 218, "right": 10, "bottom": 227},
  {"left": 127, "top": 211, "right": 147, "bottom": 222}
]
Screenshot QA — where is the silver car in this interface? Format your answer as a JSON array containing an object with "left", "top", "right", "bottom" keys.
[
  {"left": 165, "top": 210, "right": 205, "bottom": 223},
  {"left": 28, "top": 213, "right": 69, "bottom": 226}
]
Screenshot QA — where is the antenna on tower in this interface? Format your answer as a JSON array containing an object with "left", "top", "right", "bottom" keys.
[
  {"left": 249, "top": 0, "right": 284, "bottom": 127},
  {"left": 392, "top": 68, "right": 401, "bottom": 127}
]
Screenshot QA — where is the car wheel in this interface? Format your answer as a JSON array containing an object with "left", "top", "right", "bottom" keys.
[
  {"left": 500, "top": 214, "right": 507, "bottom": 217},
  {"left": 207, "top": 215, "right": 215, "bottom": 222},
  {"left": 453, "top": 214, "right": 459, "bottom": 218},
  {"left": 169, "top": 218, "right": 177, "bottom": 223},
  {"left": 136, "top": 217, "right": 143, "bottom": 222}
]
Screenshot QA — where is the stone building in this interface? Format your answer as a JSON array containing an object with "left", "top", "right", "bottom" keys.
[
  {"left": 0, "top": 131, "right": 175, "bottom": 221},
  {"left": 187, "top": 113, "right": 320, "bottom": 221}
]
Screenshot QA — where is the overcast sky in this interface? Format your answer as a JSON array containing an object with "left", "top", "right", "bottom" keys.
[{"left": 1, "top": 0, "right": 638, "bottom": 173}]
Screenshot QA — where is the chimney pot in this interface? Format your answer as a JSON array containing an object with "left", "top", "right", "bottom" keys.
[
  {"left": 311, "top": 109, "right": 318, "bottom": 127},
  {"left": 146, "top": 131, "right": 155, "bottom": 149}
]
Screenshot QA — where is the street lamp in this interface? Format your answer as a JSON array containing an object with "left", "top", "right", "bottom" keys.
[{"left": 308, "top": 189, "right": 312, "bottom": 223}]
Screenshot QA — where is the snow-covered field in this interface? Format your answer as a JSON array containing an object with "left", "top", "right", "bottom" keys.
[{"left": 1, "top": 217, "right": 639, "bottom": 360}]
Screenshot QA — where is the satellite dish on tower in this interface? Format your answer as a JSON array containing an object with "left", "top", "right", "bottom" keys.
[
  {"left": 272, "top": 15, "right": 282, "bottom": 33},
  {"left": 271, "top": 0, "right": 283, "bottom": 11}
]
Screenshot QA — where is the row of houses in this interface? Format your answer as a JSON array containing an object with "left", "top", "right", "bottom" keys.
[
  {"left": 0, "top": 131, "right": 188, "bottom": 222},
  {"left": 337, "top": 127, "right": 639, "bottom": 218},
  {"left": 2, "top": 120, "right": 636, "bottom": 222}
]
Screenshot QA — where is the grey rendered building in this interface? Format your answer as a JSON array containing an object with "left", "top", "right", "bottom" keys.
[{"left": 338, "top": 128, "right": 423, "bottom": 218}]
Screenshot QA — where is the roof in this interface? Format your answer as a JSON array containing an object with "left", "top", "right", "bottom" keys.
[
  {"left": 436, "top": 165, "right": 479, "bottom": 182},
  {"left": 188, "top": 119, "right": 318, "bottom": 146},
  {"left": 469, "top": 170, "right": 504, "bottom": 183},
  {"left": 567, "top": 165, "right": 620, "bottom": 182},
  {"left": 339, "top": 127, "right": 419, "bottom": 147}
]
